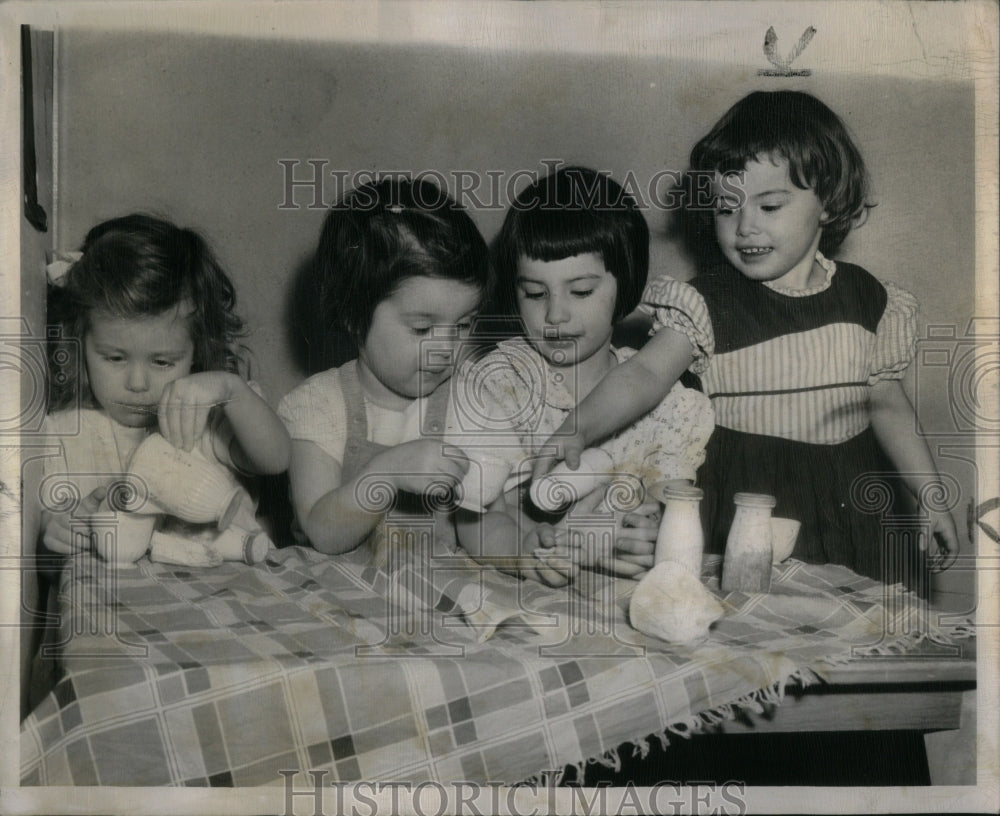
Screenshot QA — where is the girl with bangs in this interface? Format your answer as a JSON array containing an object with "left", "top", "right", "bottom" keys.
[{"left": 453, "top": 166, "right": 713, "bottom": 585}]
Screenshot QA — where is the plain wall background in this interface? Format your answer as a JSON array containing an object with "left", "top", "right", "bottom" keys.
[
  {"left": 44, "top": 30, "right": 980, "bottom": 568},
  {"left": 54, "top": 32, "right": 975, "bottom": 397}
]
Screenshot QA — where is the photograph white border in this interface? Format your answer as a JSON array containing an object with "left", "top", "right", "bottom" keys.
[{"left": 1, "top": 2, "right": 997, "bottom": 813}]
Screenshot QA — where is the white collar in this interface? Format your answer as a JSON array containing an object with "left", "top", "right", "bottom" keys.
[{"left": 762, "top": 251, "right": 836, "bottom": 296}]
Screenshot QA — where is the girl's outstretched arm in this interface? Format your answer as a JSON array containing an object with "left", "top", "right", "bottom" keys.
[
  {"left": 290, "top": 438, "right": 468, "bottom": 555},
  {"left": 870, "top": 379, "right": 960, "bottom": 570},
  {"left": 287, "top": 440, "right": 380, "bottom": 554},
  {"left": 532, "top": 327, "right": 695, "bottom": 479},
  {"left": 158, "top": 372, "right": 291, "bottom": 474},
  {"left": 216, "top": 376, "right": 291, "bottom": 474}
]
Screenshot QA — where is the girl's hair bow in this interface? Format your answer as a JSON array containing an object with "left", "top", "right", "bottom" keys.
[{"left": 46, "top": 251, "right": 83, "bottom": 285}]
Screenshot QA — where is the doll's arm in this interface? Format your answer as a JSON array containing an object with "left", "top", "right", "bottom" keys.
[
  {"left": 532, "top": 327, "right": 695, "bottom": 479},
  {"left": 870, "top": 379, "right": 960, "bottom": 570}
]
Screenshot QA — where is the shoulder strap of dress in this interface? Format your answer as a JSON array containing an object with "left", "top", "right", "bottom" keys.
[
  {"left": 421, "top": 378, "right": 450, "bottom": 437},
  {"left": 338, "top": 359, "right": 368, "bottom": 441},
  {"left": 343, "top": 356, "right": 447, "bottom": 438},
  {"left": 830, "top": 261, "right": 888, "bottom": 331}
]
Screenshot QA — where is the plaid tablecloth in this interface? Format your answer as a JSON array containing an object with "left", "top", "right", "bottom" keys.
[{"left": 20, "top": 542, "right": 971, "bottom": 787}]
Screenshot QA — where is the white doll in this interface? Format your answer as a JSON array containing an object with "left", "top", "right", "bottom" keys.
[{"left": 100, "top": 433, "right": 273, "bottom": 567}]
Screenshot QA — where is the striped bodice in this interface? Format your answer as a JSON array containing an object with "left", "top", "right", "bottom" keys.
[
  {"left": 644, "top": 259, "right": 915, "bottom": 446},
  {"left": 705, "top": 321, "right": 877, "bottom": 443}
]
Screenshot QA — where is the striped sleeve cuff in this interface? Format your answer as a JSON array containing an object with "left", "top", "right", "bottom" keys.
[
  {"left": 869, "top": 280, "right": 919, "bottom": 384},
  {"left": 639, "top": 276, "right": 715, "bottom": 374}
]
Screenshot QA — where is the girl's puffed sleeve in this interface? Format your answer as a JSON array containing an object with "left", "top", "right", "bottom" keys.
[
  {"left": 603, "top": 379, "right": 715, "bottom": 486},
  {"left": 444, "top": 354, "right": 536, "bottom": 508},
  {"left": 277, "top": 371, "right": 349, "bottom": 464},
  {"left": 869, "top": 281, "right": 919, "bottom": 385},
  {"left": 638, "top": 276, "right": 715, "bottom": 374},
  {"left": 446, "top": 352, "right": 535, "bottom": 457}
]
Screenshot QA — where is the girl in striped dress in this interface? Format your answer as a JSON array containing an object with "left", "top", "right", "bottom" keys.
[{"left": 534, "top": 91, "right": 960, "bottom": 584}]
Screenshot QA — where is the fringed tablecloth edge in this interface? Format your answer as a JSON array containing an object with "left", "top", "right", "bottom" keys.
[
  {"left": 525, "top": 665, "right": 821, "bottom": 787},
  {"left": 525, "top": 609, "right": 978, "bottom": 787},
  {"left": 810, "top": 613, "right": 977, "bottom": 677}
]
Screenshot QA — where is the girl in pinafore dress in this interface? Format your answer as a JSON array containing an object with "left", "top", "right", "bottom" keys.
[
  {"left": 278, "top": 179, "right": 490, "bottom": 563},
  {"left": 532, "top": 92, "right": 960, "bottom": 585}
]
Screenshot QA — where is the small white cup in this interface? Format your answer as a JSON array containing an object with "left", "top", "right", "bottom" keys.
[
  {"left": 770, "top": 517, "right": 801, "bottom": 563},
  {"left": 456, "top": 451, "right": 512, "bottom": 512},
  {"left": 94, "top": 508, "right": 156, "bottom": 566}
]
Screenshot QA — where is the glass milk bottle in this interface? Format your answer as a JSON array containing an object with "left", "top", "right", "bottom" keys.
[
  {"left": 653, "top": 485, "right": 705, "bottom": 576},
  {"left": 721, "top": 493, "right": 777, "bottom": 592}
]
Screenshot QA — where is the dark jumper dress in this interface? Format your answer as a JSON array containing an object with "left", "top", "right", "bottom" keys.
[{"left": 642, "top": 256, "right": 924, "bottom": 587}]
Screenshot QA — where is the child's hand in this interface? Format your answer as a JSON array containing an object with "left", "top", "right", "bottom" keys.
[
  {"left": 531, "top": 420, "right": 587, "bottom": 483},
  {"left": 574, "top": 489, "right": 660, "bottom": 578},
  {"left": 157, "top": 372, "right": 237, "bottom": 452},
  {"left": 927, "top": 510, "right": 960, "bottom": 572},
  {"left": 41, "top": 485, "right": 108, "bottom": 555},
  {"left": 369, "top": 440, "right": 470, "bottom": 498},
  {"left": 608, "top": 500, "right": 660, "bottom": 578},
  {"left": 527, "top": 524, "right": 579, "bottom": 587}
]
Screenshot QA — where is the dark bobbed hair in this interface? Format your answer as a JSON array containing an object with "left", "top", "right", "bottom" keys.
[
  {"left": 48, "top": 213, "right": 246, "bottom": 411},
  {"left": 492, "top": 166, "right": 649, "bottom": 324},
  {"left": 315, "top": 177, "right": 490, "bottom": 345},
  {"left": 689, "top": 90, "right": 874, "bottom": 255}
]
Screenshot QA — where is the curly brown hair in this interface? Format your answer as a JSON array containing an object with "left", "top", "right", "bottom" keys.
[{"left": 47, "top": 213, "right": 247, "bottom": 412}]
